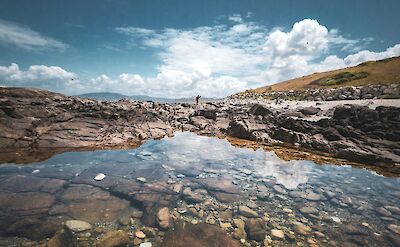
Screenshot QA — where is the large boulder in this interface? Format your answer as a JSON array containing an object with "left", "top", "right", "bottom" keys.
[{"left": 249, "top": 104, "right": 273, "bottom": 116}]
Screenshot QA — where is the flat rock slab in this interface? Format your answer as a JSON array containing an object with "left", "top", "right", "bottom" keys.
[
  {"left": 161, "top": 222, "right": 242, "bottom": 247},
  {"left": 51, "top": 184, "right": 132, "bottom": 224}
]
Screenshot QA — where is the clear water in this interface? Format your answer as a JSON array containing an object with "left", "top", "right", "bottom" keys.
[{"left": 0, "top": 132, "right": 399, "bottom": 246}]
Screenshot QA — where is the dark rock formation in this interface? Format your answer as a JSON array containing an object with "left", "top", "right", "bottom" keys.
[{"left": 1, "top": 87, "right": 399, "bottom": 173}]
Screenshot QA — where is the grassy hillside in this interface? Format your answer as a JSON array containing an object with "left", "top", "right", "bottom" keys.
[{"left": 253, "top": 56, "right": 400, "bottom": 93}]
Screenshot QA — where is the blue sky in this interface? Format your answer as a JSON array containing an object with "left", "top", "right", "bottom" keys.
[{"left": 0, "top": 0, "right": 399, "bottom": 98}]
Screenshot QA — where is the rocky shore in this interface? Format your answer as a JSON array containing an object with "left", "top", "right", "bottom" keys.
[
  {"left": 232, "top": 84, "right": 400, "bottom": 101},
  {"left": 0, "top": 87, "right": 400, "bottom": 247},
  {"left": 1, "top": 87, "right": 399, "bottom": 172}
]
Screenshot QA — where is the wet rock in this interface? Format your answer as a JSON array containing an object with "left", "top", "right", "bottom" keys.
[
  {"left": 387, "top": 234, "right": 400, "bottom": 246},
  {"left": 238, "top": 205, "right": 258, "bottom": 218},
  {"left": 232, "top": 219, "right": 246, "bottom": 240},
  {"left": 135, "top": 230, "right": 146, "bottom": 239},
  {"left": 245, "top": 218, "right": 266, "bottom": 241},
  {"left": 0, "top": 191, "right": 56, "bottom": 216},
  {"left": 161, "top": 221, "right": 241, "bottom": 247},
  {"left": 273, "top": 185, "right": 287, "bottom": 195},
  {"left": 65, "top": 220, "right": 92, "bottom": 233},
  {"left": 213, "top": 192, "right": 241, "bottom": 203},
  {"left": 201, "top": 178, "right": 240, "bottom": 194},
  {"left": 182, "top": 187, "right": 204, "bottom": 203},
  {"left": 220, "top": 222, "right": 232, "bottom": 229},
  {"left": 342, "top": 224, "right": 368, "bottom": 235},
  {"left": 385, "top": 206, "right": 400, "bottom": 215},
  {"left": 377, "top": 207, "right": 392, "bottom": 217},
  {"left": 132, "top": 209, "right": 144, "bottom": 218},
  {"left": 156, "top": 207, "right": 170, "bottom": 230},
  {"left": 0, "top": 175, "right": 65, "bottom": 194},
  {"left": 292, "top": 222, "right": 311, "bottom": 236},
  {"left": 118, "top": 216, "right": 131, "bottom": 226},
  {"left": 388, "top": 224, "right": 400, "bottom": 235},
  {"left": 299, "top": 206, "right": 318, "bottom": 215},
  {"left": 96, "top": 230, "right": 130, "bottom": 247},
  {"left": 54, "top": 184, "right": 132, "bottom": 223},
  {"left": 47, "top": 230, "right": 76, "bottom": 247},
  {"left": 323, "top": 191, "right": 336, "bottom": 199},
  {"left": 271, "top": 229, "right": 285, "bottom": 240}
]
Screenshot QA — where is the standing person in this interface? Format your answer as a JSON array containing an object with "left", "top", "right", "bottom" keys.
[{"left": 195, "top": 95, "right": 201, "bottom": 105}]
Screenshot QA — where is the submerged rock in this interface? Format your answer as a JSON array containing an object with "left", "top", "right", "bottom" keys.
[
  {"left": 238, "top": 205, "right": 258, "bottom": 218},
  {"left": 292, "top": 222, "right": 311, "bottom": 236},
  {"left": 156, "top": 207, "right": 170, "bottom": 230},
  {"left": 388, "top": 224, "right": 400, "bottom": 235},
  {"left": 182, "top": 187, "right": 205, "bottom": 203},
  {"left": 96, "top": 230, "right": 130, "bottom": 247},
  {"left": 161, "top": 222, "right": 241, "bottom": 247},
  {"left": 299, "top": 206, "right": 318, "bottom": 215},
  {"left": 245, "top": 218, "right": 266, "bottom": 241},
  {"left": 271, "top": 229, "right": 285, "bottom": 240},
  {"left": 65, "top": 220, "right": 92, "bottom": 233}
]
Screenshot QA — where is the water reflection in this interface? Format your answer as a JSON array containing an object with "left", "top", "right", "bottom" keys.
[
  {"left": 0, "top": 132, "right": 399, "bottom": 247},
  {"left": 258, "top": 153, "right": 312, "bottom": 190}
]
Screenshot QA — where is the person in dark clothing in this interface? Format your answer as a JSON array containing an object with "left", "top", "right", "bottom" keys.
[{"left": 195, "top": 95, "right": 201, "bottom": 105}]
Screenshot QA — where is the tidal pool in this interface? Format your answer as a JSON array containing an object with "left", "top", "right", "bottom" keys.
[{"left": 0, "top": 132, "right": 399, "bottom": 246}]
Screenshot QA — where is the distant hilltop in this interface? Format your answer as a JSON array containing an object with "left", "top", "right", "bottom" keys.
[
  {"left": 76, "top": 92, "right": 221, "bottom": 103},
  {"left": 248, "top": 56, "right": 400, "bottom": 94}
]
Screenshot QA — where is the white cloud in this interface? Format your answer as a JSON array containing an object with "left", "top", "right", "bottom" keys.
[
  {"left": 228, "top": 14, "right": 243, "bottom": 23},
  {"left": 0, "top": 18, "right": 68, "bottom": 51},
  {"left": 344, "top": 44, "right": 400, "bottom": 66},
  {"left": 0, "top": 63, "right": 78, "bottom": 92},
  {"left": 2, "top": 16, "right": 399, "bottom": 98}
]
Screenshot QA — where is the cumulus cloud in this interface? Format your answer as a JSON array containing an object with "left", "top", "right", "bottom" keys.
[
  {"left": 0, "top": 63, "right": 78, "bottom": 92},
  {"left": 0, "top": 18, "right": 68, "bottom": 51},
  {"left": 109, "top": 18, "right": 399, "bottom": 97},
  {"left": 2, "top": 16, "right": 400, "bottom": 98}
]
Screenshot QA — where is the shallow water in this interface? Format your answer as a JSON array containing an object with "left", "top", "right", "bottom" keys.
[{"left": 0, "top": 132, "right": 399, "bottom": 246}]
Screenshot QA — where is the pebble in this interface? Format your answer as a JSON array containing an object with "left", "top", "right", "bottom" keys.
[
  {"left": 94, "top": 173, "right": 106, "bottom": 181},
  {"left": 238, "top": 205, "right": 258, "bottom": 218},
  {"left": 299, "top": 206, "right": 318, "bottom": 215},
  {"left": 65, "top": 220, "right": 92, "bottom": 232},
  {"left": 135, "top": 231, "right": 146, "bottom": 239},
  {"left": 323, "top": 191, "right": 336, "bottom": 199},
  {"left": 283, "top": 208, "right": 293, "bottom": 214},
  {"left": 388, "top": 224, "right": 400, "bottom": 235},
  {"left": 362, "top": 222, "right": 370, "bottom": 228},
  {"left": 139, "top": 243, "right": 152, "bottom": 247},
  {"left": 156, "top": 207, "right": 170, "bottom": 230},
  {"left": 271, "top": 229, "right": 285, "bottom": 239},
  {"left": 132, "top": 209, "right": 144, "bottom": 218},
  {"left": 385, "top": 206, "right": 400, "bottom": 215},
  {"left": 220, "top": 222, "right": 232, "bottom": 229},
  {"left": 377, "top": 207, "right": 393, "bottom": 217},
  {"left": 292, "top": 222, "right": 311, "bottom": 236},
  {"left": 273, "top": 185, "right": 287, "bottom": 195}
]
